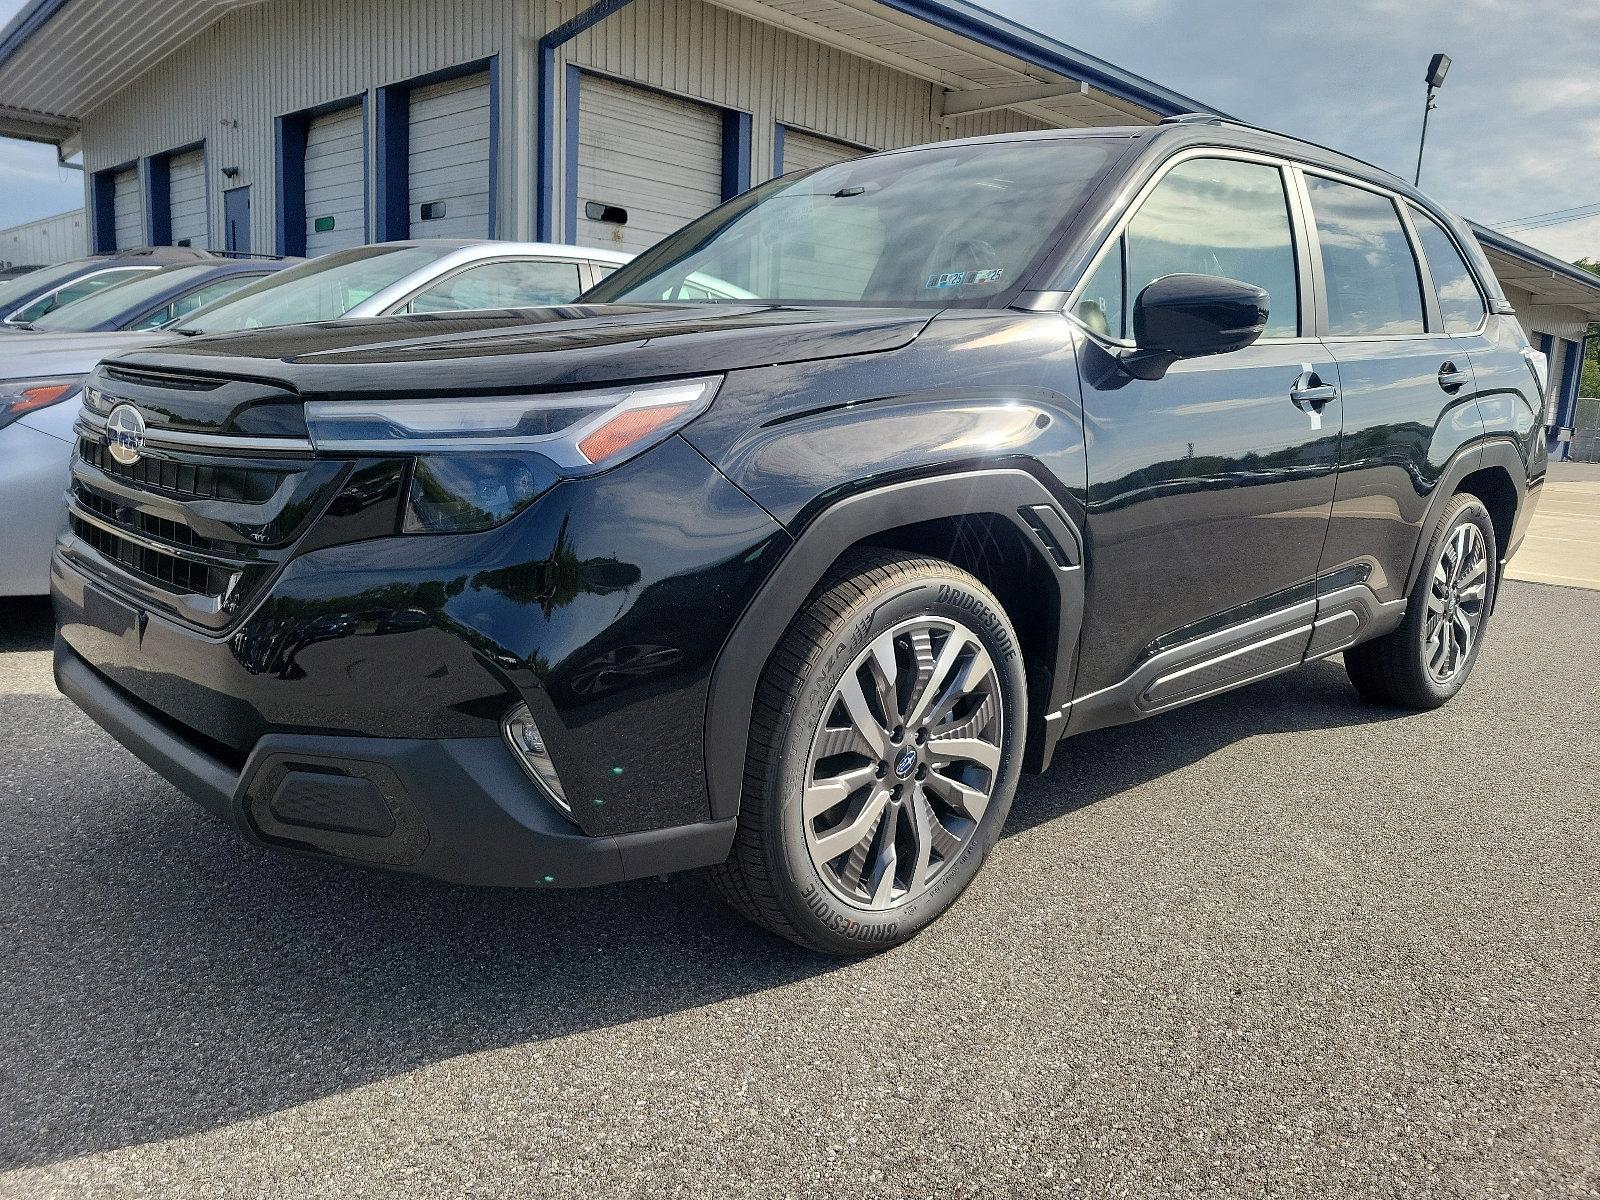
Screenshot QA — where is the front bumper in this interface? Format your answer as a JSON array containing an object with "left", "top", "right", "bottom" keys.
[{"left": 55, "top": 639, "right": 735, "bottom": 886}]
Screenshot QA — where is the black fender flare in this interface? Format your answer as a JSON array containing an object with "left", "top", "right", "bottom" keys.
[
  {"left": 1401, "top": 436, "right": 1528, "bottom": 599},
  {"left": 702, "top": 468, "right": 1084, "bottom": 821}
]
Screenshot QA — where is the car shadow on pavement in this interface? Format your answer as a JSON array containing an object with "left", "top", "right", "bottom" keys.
[{"left": 1, "top": 635, "right": 1403, "bottom": 1170}]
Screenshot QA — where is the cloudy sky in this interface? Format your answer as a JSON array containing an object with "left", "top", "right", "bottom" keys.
[{"left": 0, "top": 0, "right": 1596, "bottom": 260}]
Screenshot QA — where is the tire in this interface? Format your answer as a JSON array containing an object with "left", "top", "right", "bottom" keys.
[
  {"left": 1344, "top": 493, "right": 1498, "bottom": 709},
  {"left": 707, "top": 547, "right": 1027, "bottom": 954}
]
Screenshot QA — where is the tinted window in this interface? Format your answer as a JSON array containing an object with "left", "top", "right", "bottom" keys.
[
  {"left": 590, "top": 138, "right": 1120, "bottom": 308},
  {"left": 10, "top": 267, "right": 155, "bottom": 324},
  {"left": 1124, "top": 158, "right": 1299, "bottom": 339},
  {"left": 32, "top": 264, "right": 217, "bottom": 331},
  {"left": 125, "top": 274, "right": 266, "bottom": 330},
  {"left": 1408, "top": 206, "right": 1486, "bottom": 334},
  {"left": 1074, "top": 237, "right": 1124, "bottom": 339},
  {"left": 405, "top": 259, "right": 585, "bottom": 313},
  {"left": 1304, "top": 176, "right": 1425, "bottom": 336}
]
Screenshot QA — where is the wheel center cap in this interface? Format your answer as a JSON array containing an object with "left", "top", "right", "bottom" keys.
[{"left": 893, "top": 746, "right": 918, "bottom": 779}]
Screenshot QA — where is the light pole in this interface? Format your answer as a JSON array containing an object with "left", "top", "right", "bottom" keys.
[{"left": 1414, "top": 52, "right": 1451, "bottom": 187}]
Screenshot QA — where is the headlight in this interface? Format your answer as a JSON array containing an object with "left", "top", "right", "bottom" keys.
[
  {"left": 0, "top": 375, "right": 85, "bottom": 432},
  {"left": 304, "top": 376, "right": 721, "bottom": 470}
]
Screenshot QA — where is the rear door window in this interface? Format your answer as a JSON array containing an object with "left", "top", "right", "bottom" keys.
[
  {"left": 403, "top": 259, "right": 585, "bottom": 313},
  {"left": 1123, "top": 156, "right": 1301, "bottom": 339},
  {"left": 1303, "top": 175, "right": 1426, "bottom": 336},
  {"left": 1407, "top": 206, "right": 1487, "bottom": 334}
]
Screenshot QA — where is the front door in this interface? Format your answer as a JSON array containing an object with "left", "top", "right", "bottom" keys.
[
  {"left": 223, "top": 185, "right": 251, "bottom": 256},
  {"left": 1071, "top": 154, "right": 1340, "bottom": 697}
]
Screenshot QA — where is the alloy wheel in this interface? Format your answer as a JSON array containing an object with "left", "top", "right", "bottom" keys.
[
  {"left": 1424, "top": 520, "right": 1488, "bottom": 684},
  {"left": 802, "top": 616, "right": 1004, "bottom": 910}
]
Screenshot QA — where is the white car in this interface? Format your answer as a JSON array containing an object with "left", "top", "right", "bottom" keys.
[{"left": 0, "top": 240, "right": 631, "bottom": 596}]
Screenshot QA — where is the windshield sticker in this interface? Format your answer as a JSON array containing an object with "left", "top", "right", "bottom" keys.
[{"left": 923, "top": 268, "right": 1005, "bottom": 290}]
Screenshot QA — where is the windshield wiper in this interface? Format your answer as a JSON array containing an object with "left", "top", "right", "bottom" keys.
[{"left": 171, "top": 327, "right": 201, "bottom": 336}]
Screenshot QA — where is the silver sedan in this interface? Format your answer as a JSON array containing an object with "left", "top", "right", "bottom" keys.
[{"left": 0, "top": 240, "right": 632, "bottom": 596}]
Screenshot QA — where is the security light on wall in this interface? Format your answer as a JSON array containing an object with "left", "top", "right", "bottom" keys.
[{"left": 220, "top": 165, "right": 240, "bottom": 179}]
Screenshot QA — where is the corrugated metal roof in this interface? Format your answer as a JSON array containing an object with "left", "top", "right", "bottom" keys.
[{"left": 0, "top": 0, "right": 259, "bottom": 124}]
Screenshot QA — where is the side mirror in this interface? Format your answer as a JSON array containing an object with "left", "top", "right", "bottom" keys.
[{"left": 1121, "top": 273, "right": 1270, "bottom": 380}]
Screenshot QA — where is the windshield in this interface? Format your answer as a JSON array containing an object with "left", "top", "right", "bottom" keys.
[
  {"left": 587, "top": 137, "right": 1123, "bottom": 309},
  {"left": 178, "top": 245, "right": 447, "bottom": 332},
  {"left": 0, "top": 259, "right": 97, "bottom": 308},
  {"left": 31, "top": 264, "right": 219, "bottom": 331}
]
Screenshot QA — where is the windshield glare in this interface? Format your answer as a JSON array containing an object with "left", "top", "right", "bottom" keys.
[
  {"left": 587, "top": 138, "right": 1121, "bottom": 308},
  {"left": 31, "top": 265, "right": 217, "bottom": 331},
  {"left": 179, "top": 245, "right": 446, "bottom": 332},
  {"left": 0, "top": 259, "right": 96, "bottom": 309}
]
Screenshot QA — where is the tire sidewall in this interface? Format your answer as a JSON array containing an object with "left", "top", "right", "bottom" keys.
[
  {"left": 1410, "top": 497, "right": 1497, "bottom": 703},
  {"left": 766, "top": 568, "right": 1027, "bottom": 953}
]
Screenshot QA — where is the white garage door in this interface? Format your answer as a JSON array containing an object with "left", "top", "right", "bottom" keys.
[
  {"left": 112, "top": 167, "right": 142, "bottom": 250},
  {"left": 576, "top": 75, "right": 722, "bottom": 254},
  {"left": 168, "top": 148, "right": 208, "bottom": 248},
  {"left": 304, "top": 104, "right": 366, "bottom": 256},
  {"left": 408, "top": 71, "right": 492, "bottom": 239},
  {"left": 780, "top": 128, "right": 865, "bottom": 175}
]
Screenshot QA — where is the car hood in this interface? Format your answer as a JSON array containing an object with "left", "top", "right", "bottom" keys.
[
  {"left": 2, "top": 330, "right": 179, "bottom": 380},
  {"left": 102, "top": 304, "right": 935, "bottom": 400}
]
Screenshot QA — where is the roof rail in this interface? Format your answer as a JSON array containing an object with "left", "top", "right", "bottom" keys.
[{"left": 1157, "top": 112, "right": 1409, "bottom": 186}]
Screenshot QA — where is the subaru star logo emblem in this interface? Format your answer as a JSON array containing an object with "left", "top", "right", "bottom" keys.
[
  {"left": 894, "top": 746, "right": 918, "bottom": 779},
  {"left": 105, "top": 404, "right": 146, "bottom": 466}
]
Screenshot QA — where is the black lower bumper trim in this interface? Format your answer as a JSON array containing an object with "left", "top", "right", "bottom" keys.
[{"left": 55, "top": 639, "right": 735, "bottom": 887}]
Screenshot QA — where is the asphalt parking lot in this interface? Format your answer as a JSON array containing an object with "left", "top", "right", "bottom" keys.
[{"left": 3, "top": 542, "right": 1598, "bottom": 1197}]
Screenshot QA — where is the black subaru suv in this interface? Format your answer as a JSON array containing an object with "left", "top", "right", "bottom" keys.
[{"left": 55, "top": 118, "right": 1546, "bottom": 953}]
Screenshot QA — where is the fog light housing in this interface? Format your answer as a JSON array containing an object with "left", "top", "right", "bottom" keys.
[{"left": 503, "top": 703, "right": 573, "bottom": 819}]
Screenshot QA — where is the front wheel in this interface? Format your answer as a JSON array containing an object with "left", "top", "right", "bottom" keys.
[
  {"left": 1345, "top": 493, "right": 1498, "bottom": 709},
  {"left": 707, "top": 548, "right": 1027, "bottom": 954}
]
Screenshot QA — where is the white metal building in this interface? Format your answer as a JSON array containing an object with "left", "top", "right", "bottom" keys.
[
  {"left": 0, "top": 0, "right": 1595, "bottom": 444},
  {"left": 0, "top": 205, "right": 83, "bottom": 265}
]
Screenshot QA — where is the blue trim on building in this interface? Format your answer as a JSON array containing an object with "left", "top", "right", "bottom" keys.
[
  {"left": 872, "top": 0, "right": 1219, "bottom": 119},
  {"left": 88, "top": 166, "right": 117, "bottom": 253},
  {"left": 373, "top": 83, "right": 409, "bottom": 242},
  {"left": 486, "top": 54, "right": 501, "bottom": 238},
  {"left": 562, "top": 64, "right": 583, "bottom": 245},
  {"left": 1557, "top": 337, "right": 1582, "bottom": 429},
  {"left": 771, "top": 123, "right": 785, "bottom": 179},
  {"left": 143, "top": 155, "right": 166, "bottom": 245},
  {"left": 721, "top": 109, "right": 752, "bottom": 199},
  {"left": 274, "top": 113, "right": 305, "bottom": 257},
  {"left": 536, "top": 0, "right": 640, "bottom": 242}
]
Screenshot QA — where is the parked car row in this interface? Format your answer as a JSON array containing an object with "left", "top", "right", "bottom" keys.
[{"left": 0, "top": 239, "right": 630, "bottom": 596}]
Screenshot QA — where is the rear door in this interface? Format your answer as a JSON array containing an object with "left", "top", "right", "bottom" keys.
[
  {"left": 777, "top": 127, "right": 866, "bottom": 175},
  {"left": 167, "top": 148, "right": 209, "bottom": 248},
  {"left": 407, "top": 71, "right": 492, "bottom": 238},
  {"left": 1300, "top": 170, "right": 1487, "bottom": 610},
  {"left": 112, "top": 167, "right": 142, "bottom": 250},
  {"left": 304, "top": 104, "right": 366, "bottom": 256},
  {"left": 1071, "top": 152, "right": 1340, "bottom": 699},
  {"left": 575, "top": 75, "right": 723, "bottom": 254}
]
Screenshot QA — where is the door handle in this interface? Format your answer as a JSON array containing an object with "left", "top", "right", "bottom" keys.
[
  {"left": 1290, "top": 365, "right": 1338, "bottom": 429},
  {"left": 1438, "top": 362, "right": 1471, "bottom": 393}
]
